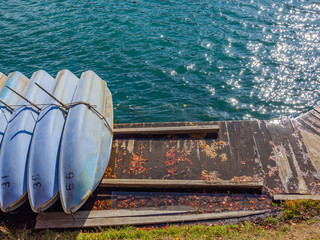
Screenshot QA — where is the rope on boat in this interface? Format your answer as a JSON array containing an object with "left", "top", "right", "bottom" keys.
[{"left": 70, "top": 209, "right": 77, "bottom": 222}]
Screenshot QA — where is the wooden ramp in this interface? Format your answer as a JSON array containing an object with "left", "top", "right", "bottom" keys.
[
  {"left": 108, "top": 117, "right": 320, "bottom": 195},
  {"left": 35, "top": 209, "right": 269, "bottom": 229},
  {"left": 35, "top": 107, "right": 320, "bottom": 229}
]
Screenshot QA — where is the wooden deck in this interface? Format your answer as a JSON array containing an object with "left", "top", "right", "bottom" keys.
[
  {"left": 105, "top": 109, "right": 320, "bottom": 195},
  {"left": 35, "top": 107, "right": 320, "bottom": 229}
]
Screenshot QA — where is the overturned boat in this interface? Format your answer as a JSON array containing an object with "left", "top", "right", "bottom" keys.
[
  {"left": 27, "top": 70, "right": 80, "bottom": 213},
  {"left": 0, "top": 70, "right": 113, "bottom": 214},
  {"left": 59, "top": 70, "right": 113, "bottom": 214}
]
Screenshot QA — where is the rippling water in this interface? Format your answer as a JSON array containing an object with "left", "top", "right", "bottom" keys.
[{"left": 0, "top": 0, "right": 319, "bottom": 123}]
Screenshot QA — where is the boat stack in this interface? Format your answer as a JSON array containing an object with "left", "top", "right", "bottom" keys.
[{"left": 0, "top": 70, "right": 113, "bottom": 214}]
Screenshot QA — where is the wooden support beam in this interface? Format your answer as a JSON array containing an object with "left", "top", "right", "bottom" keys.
[
  {"left": 273, "top": 194, "right": 320, "bottom": 201},
  {"left": 37, "top": 208, "right": 196, "bottom": 220},
  {"left": 100, "top": 179, "right": 264, "bottom": 190},
  {"left": 35, "top": 209, "right": 269, "bottom": 229},
  {"left": 113, "top": 125, "right": 219, "bottom": 135}
]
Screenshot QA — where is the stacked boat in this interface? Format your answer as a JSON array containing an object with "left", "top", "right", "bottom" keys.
[{"left": 0, "top": 70, "right": 113, "bottom": 214}]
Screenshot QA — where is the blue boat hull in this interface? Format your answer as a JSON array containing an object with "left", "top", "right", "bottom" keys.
[
  {"left": 0, "top": 72, "right": 29, "bottom": 146},
  {"left": 0, "top": 70, "right": 55, "bottom": 212},
  {"left": 27, "top": 70, "right": 79, "bottom": 213},
  {"left": 59, "top": 70, "right": 113, "bottom": 214}
]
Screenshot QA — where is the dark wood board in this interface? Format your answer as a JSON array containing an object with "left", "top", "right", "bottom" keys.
[
  {"left": 285, "top": 119, "right": 320, "bottom": 193},
  {"left": 233, "top": 121, "right": 263, "bottom": 178},
  {"left": 109, "top": 119, "right": 320, "bottom": 195},
  {"left": 276, "top": 120, "right": 311, "bottom": 194},
  {"left": 300, "top": 112, "right": 320, "bottom": 134},
  {"left": 294, "top": 116, "right": 320, "bottom": 137},
  {"left": 199, "top": 121, "right": 234, "bottom": 181},
  {"left": 35, "top": 209, "right": 269, "bottom": 229},
  {"left": 251, "top": 121, "right": 285, "bottom": 193},
  {"left": 291, "top": 119, "right": 320, "bottom": 194},
  {"left": 264, "top": 120, "right": 299, "bottom": 193},
  {"left": 225, "top": 122, "right": 243, "bottom": 176},
  {"left": 111, "top": 122, "right": 217, "bottom": 180},
  {"left": 114, "top": 125, "right": 219, "bottom": 135},
  {"left": 249, "top": 120, "right": 284, "bottom": 193}
]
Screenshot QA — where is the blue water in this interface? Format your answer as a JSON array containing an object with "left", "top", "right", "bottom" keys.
[{"left": 0, "top": 0, "right": 319, "bottom": 123}]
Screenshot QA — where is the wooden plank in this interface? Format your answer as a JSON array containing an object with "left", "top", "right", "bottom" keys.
[
  {"left": 314, "top": 106, "right": 320, "bottom": 113},
  {"left": 233, "top": 121, "right": 263, "bottom": 177},
  {"left": 113, "top": 125, "right": 219, "bottom": 135},
  {"left": 100, "top": 179, "right": 264, "bottom": 189},
  {"left": 265, "top": 120, "right": 298, "bottom": 193},
  {"left": 250, "top": 120, "right": 283, "bottom": 192},
  {"left": 225, "top": 122, "right": 243, "bottom": 176},
  {"left": 37, "top": 208, "right": 196, "bottom": 220},
  {"left": 291, "top": 119, "right": 320, "bottom": 183},
  {"left": 115, "top": 122, "right": 211, "bottom": 129},
  {"left": 200, "top": 121, "right": 233, "bottom": 180},
  {"left": 274, "top": 194, "right": 320, "bottom": 201},
  {"left": 280, "top": 120, "right": 317, "bottom": 194},
  {"left": 275, "top": 120, "right": 309, "bottom": 194},
  {"left": 297, "top": 114, "right": 320, "bottom": 136},
  {"left": 35, "top": 209, "right": 269, "bottom": 229},
  {"left": 308, "top": 110, "right": 320, "bottom": 123},
  {"left": 224, "top": 121, "right": 262, "bottom": 179},
  {"left": 112, "top": 138, "right": 137, "bottom": 179},
  {"left": 295, "top": 117, "right": 320, "bottom": 137},
  {"left": 113, "top": 122, "right": 209, "bottom": 180}
]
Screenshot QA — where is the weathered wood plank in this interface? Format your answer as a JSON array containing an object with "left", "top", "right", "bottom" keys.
[
  {"left": 275, "top": 120, "right": 309, "bottom": 194},
  {"left": 308, "top": 109, "right": 320, "bottom": 121},
  {"left": 313, "top": 106, "right": 320, "bottom": 114},
  {"left": 279, "top": 120, "right": 317, "bottom": 194},
  {"left": 216, "top": 121, "right": 233, "bottom": 179},
  {"left": 250, "top": 120, "right": 283, "bottom": 193},
  {"left": 35, "top": 209, "right": 269, "bottom": 229},
  {"left": 295, "top": 117, "right": 320, "bottom": 137},
  {"left": 265, "top": 120, "right": 299, "bottom": 193},
  {"left": 112, "top": 123, "right": 208, "bottom": 180},
  {"left": 273, "top": 195, "right": 320, "bottom": 201},
  {"left": 233, "top": 121, "right": 263, "bottom": 178},
  {"left": 100, "top": 179, "right": 264, "bottom": 189},
  {"left": 113, "top": 125, "right": 219, "bottom": 135},
  {"left": 304, "top": 110, "right": 320, "bottom": 124},
  {"left": 110, "top": 117, "right": 320, "bottom": 195},
  {"left": 200, "top": 121, "right": 233, "bottom": 180},
  {"left": 308, "top": 110, "right": 320, "bottom": 124},
  {"left": 225, "top": 122, "right": 243, "bottom": 176},
  {"left": 223, "top": 121, "right": 262, "bottom": 180},
  {"left": 114, "top": 122, "right": 217, "bottom": 129},
  {"left": 37, "top": 209, "right": 196, "bottom": 220},
  {"left": 291, "top": 118, "right": 320, "bottom": 187},
  {"left": 112, "top": 138, "right": 137, "bottom": 179},
  {"left": 300, "top": 113, "right": 320, "bottom": 132}
]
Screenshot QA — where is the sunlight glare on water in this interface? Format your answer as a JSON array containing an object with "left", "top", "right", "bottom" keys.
[{"left": 0, "top": 0, "right": 319, "bottom": 122}]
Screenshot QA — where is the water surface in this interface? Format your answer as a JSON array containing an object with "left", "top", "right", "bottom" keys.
[{"left": 0, "top": 0, "right": 319, "bottom": 122}]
